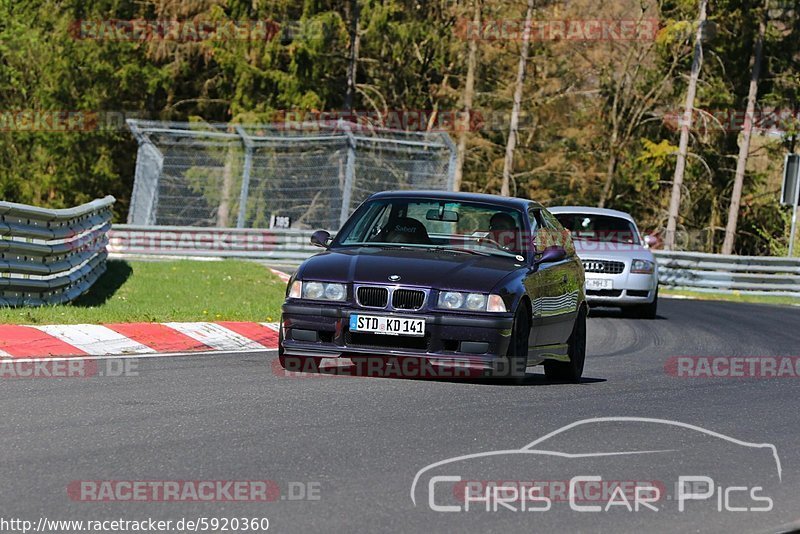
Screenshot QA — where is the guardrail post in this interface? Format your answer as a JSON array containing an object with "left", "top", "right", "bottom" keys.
[
  {"left": 339, "top": 121, "right": 357, "bottom": 229},
  {"left": 441, "top": 132, "right": 457, "bottom": 191},
  {"left": 235, "top": 125, "right": 254, "bottom": 229}
]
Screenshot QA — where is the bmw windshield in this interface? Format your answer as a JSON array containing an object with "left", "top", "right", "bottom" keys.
[{"left": 332, "top": 198, "right": 527, "bottom": 259}]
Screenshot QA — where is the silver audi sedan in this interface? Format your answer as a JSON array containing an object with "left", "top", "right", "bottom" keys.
[{"left": 548, "top": 207, "right": 658, "bottom": 318}]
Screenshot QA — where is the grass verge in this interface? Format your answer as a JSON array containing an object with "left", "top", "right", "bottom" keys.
[
  {"left": 661, "top": 287, "right": 800, "bottom": 306},
  {"left": 0, "top": 260, "right": 287, "bottom": 325}
]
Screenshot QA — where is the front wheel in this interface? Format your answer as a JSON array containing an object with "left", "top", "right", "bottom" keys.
[
  {"left": 278, "top": 329, "right": 321, "bottom": 373},
  {"left": 544, "top": 306, "right": 586, "bottom": 383},
  {"left": 494, "top": 305, "right": 530, "bottom": 384}
]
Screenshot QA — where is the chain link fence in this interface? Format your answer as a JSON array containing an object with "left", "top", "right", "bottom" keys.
[{"left": 127, "top": 120, "right": 455, "bottom": 231}]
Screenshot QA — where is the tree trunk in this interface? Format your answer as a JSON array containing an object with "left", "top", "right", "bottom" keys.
[
  {"left": 453, "top": 0, "right": 480, "bottom": 192},
  {"left": 345, "top": 0, "right": 360, "bottom": 112},
  {"left": 664, "top": 0, "right": 708, "bottom": 250},
  {"left": 217, "top": 144, "right": 237, "bottom": 227},
  {"left": 501, "top": 0, "right": 534, "bottom": 197},
  {"left": 599, "top": 130, "right": 619, "bottom": 208},
  {"left": 721, "top": 2, "right": 767, "bottom": 255}
]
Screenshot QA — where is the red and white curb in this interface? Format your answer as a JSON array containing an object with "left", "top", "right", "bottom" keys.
[
  {"left": 268, "top": 268, "right": 291, "bottom": 283},
  {"left": 0, "top": 322, "right": 280, "bottom": 359}
]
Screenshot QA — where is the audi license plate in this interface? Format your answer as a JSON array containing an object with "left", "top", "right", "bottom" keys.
[
  {"left": 349, "top": 315, "right": 425, "bottom": 337},
  {"left": 585, "top": 278, "right": 613, "bottom": 291}
]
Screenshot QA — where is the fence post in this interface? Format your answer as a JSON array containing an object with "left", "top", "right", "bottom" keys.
[
  {"left": 441, "top": 132, "right": 457, "bottom": 191},
  {"left": 126, "top": 119, "right": 163, "bottom": 225},
  {"left": 339, "top": 121, "right": 357, "bottom": 228},
  {"left": 235, "top": 125, "right": 254, "bottom": 229}
]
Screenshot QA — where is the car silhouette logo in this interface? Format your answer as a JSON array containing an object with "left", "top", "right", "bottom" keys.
[{"left": 389, "top": 274, "right": 401, "bottom": 282}]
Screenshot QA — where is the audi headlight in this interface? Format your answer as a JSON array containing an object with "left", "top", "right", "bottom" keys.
[
  {"left": 631, "top": 259, "right": 655, "bottom": 274},
  {"left": 437, "top": 292, "right": 506, "bottom": 313},
  {"left": 290, "top": 281, "right": 347, "bottom": 301}
]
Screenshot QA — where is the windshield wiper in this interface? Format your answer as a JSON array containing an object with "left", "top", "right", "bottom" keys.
[
  {"left": 429, "top": 245, "right": 518, "bottom": 258},
  {"left": 425, "top": 246, "right": 489, "bottom": 256}
]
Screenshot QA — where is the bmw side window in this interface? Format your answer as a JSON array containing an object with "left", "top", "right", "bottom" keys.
[
  {"left": 541, "top": 210, "right": 574, "bottom": 255},
  {"left": 528, "top": 209, "right": 545, "bottom": 252}
]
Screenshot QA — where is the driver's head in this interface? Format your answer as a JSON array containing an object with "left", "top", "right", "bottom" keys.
[
  {"left": 488, "top": 212, "right": 519, "bottom": 251},
  {"left": 489, "top": 212, "right": 516, "bottom": 232}
]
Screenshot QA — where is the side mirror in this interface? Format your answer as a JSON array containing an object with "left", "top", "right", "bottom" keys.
[
  {"left": 644, "top": 234, "right": 659, "bottom": 249},
  {"left": 534, "top": 245, "right": 567, "bottom": 265},
  {"left": 310, "top": 230, "right": 331, "bottom": 249}
]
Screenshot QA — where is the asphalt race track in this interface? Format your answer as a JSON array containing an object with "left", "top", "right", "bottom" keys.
[{"left": 1, "top": 298, "right": 799, "bottom": 534}]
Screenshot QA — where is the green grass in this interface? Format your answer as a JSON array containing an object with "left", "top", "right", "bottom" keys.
[
  {"left": 661, "top": 287, "right": 800, "bottom": 307},
  {"left": 0, "top": 260, "right": 287, "bottom": 325}
]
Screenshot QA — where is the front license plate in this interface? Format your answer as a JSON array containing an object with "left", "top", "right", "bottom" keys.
[
  {"left": 349, "top": 315, "right": 426, "bottom": 337},
  {"left": 585, "top": 278, "right": 613, "bottom": 290}
]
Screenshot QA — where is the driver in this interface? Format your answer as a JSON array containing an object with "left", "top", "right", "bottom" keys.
[{"left": 487, "top": 212, "right": 519, "bottom": 251}]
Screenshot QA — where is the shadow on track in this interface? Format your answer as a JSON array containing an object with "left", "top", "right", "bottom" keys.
[
  {"left": 588, "top": 306, "right": 667, "bottom": 320},
  {"left": 279, "top": 358, "right": 606, "bottom": 387}
]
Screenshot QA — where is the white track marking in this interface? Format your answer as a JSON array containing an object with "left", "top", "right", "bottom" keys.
[
  {"left": 164, "top": 322, "right": 268, "bottom": 351},
  {"left": 34, "top": 324, "right": 157, "bottom": 355},
  {"left": 5, "top": 348, "right": 273, "bottom": 365},
  {"left": 261, "top": 322, "right": 281, "bottom": 331}
]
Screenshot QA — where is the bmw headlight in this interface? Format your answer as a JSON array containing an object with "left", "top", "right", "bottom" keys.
[
  {"left": 289, "top": 281, "right": 347, "bottom": 301},
  {"left": 465, "top": 293, "right": 487, "bottom": 310},
  {"left": 439, "top": 291, "right": 464, "bottom": 309},
  {"left": 631, "top": 259, "right": 655, "bottom": 274},
  {"left": 437, "top": 291, "right": 506, "bottom": 313}
]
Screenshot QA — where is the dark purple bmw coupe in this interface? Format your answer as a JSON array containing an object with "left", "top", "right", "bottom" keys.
[{"left": 278, "top": 190, "right": 587, "bottom": 382}]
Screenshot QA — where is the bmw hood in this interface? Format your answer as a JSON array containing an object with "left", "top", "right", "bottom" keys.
[{"left": 296, "top": 247, "right": 523, "bottom": 292}]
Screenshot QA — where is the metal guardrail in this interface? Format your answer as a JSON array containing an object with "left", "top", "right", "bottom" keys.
[
  {"left": 108, "top": 225, "right": 320, "bottom": 266},
  {"left": 0, "top": 196, "right": 115, "bottom": 306},
  {"left": 654, "top": 250, "right": 800, "bottom": 297},
  {"left": 108, "top": 226, "right": 800, "bottom": 297}
]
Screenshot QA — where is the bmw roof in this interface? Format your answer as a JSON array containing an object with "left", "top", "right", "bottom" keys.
[{"left": 367, "top": 190, "right": 543, "bottom": 210}]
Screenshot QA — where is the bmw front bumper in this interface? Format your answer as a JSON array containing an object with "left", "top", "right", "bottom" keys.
[{"left": 280, "top": 303, "right": 515, "bottom": 370}]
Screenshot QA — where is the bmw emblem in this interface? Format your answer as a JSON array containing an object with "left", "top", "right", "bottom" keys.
[{"left": 388, "top": 274, "right": 401, "bottom": 282}]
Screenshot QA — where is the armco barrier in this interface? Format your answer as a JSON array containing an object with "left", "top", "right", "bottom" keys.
[
  {"left": 653, "top": 250, "right": 800, "bottom": 297},
  {"left": 107, "top": 225, "right": 320, "bottom": 265},
  {"left": 108, "top": 225, "right": 800, "bottom": 297},
  {"left": 0, "top": 196, "right": 115, "bottom": 306}
]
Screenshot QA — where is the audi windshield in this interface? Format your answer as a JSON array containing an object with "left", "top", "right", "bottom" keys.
[{"left": 554, "top": 213, "right": 640, "bottom": 245}]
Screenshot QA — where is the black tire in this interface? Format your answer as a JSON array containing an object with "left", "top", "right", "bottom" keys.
[
  {"left": 544, "top": 305, "right": 586, "bottom": 382},
  {"left": 495, "top": 305, "right": 530, "bottom": 384}
]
